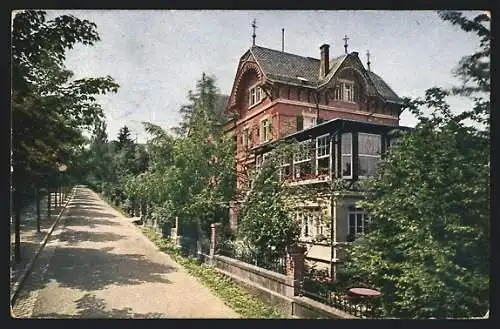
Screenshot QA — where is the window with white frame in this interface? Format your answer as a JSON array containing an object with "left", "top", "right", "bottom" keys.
[
  {"left": 334, "top": 85, "right": 342, "bottom": 100},
  {"left": 298, "top": 208, "right": 325, "bottom": 240},
  {"left": 256, "top": 152, "right": 271, "bottom": 171},
  {"left": 316, "top": 135, "right": 330, "bottom": 176},
  {"left": 262, "top": 152, "right": 270, "bottom": 165},
  {"left": 260, "top": 119, "right": 272, "bottom": 142},
  {"left": 279, "top": 153, "right": 292, "bottom": 181},
  {"left": 358, "top": 133, "right": 381, "bottom": 178},
  {"left": 241, "top": 128, "right": 251, "bottom": 149},
  {"left": 333, "top": 81, "right": 357, "bottom": 102},
  {"left": 347, "top": 206, "right": 370, "bottom": 241},
  {"left": 303, "top": 116, "right": 317, "bottom": 129},
  {"left": 341, "top": 132, "right": 353, "bottom": 178},
  {"left": 249, "top": 85, "right": 264, "bottom": 107},
  {"left": 293, "top": 141, "right": 312, "bottom": 179}
]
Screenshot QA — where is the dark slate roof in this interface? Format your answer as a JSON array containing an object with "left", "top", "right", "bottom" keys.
[
  {"left": 367, "top": 71, "right": 403, "bottom": 104},
  {"left": 250, "top": 46, "right": 342, "bottom": 87},
  {"left": 249, "top": 45, "right": 402, "bottom": 103}
]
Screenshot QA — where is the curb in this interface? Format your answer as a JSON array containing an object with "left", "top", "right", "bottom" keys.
[{"left": 10, "top": 187, "right": 77, "bottom": 309}]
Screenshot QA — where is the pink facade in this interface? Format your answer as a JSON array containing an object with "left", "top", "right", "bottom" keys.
[{"left": 224, "top": 45, "right": 402, "bottom": 191}]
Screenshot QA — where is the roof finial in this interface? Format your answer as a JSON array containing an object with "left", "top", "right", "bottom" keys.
[
  {"left": 281, "top": 28, "right": 285, "bottom": 52},
  {"left": 252, "top": 19, "right": 257, "bottom": 46},
  {"left": 366, "top": 49, "right": 371, "bottom": 71},
  {"left": 343, "top": 34, "right": 349, "bottom": 54}
]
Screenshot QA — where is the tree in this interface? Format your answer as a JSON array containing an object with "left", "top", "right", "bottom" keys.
[
  {"left": 11, "top": 10, "right": 119, "bottom": 262},
  {"left": 341, "top": 11, "right": 490, "bottom": 318},
  {"left": 121, "top": 74, "right": 235, "bottom": 242},
  {"left": 172, "top": 73, "right": 229, "bottom": 137},
  {"left": 12, "top": 10, "right": 119, "bottom": 187},
  {"left": 116, "top": 126, "right": 133, "bottom": 150},
  {"left": 237, "top": 142, "right": 301, "bottom": 261}
]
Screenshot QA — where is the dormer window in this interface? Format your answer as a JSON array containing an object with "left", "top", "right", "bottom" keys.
[
  {"left": 249, "top": 85, "right": 264, "bottom": 107},
  {"left": 333, "top": 80, "right": 358, "bottom": 102}
]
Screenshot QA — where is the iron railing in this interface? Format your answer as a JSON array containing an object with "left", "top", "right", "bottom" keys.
[
  {"left": 299, "top": 272, "right": 383, "bottom": 318},
  {"left": 217, "top": 243, "right": 287, "bottom": 275}
]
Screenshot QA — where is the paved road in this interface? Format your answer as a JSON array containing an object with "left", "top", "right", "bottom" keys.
[{"left": 12, "top": 186, "right": 239, "bottom": 319}]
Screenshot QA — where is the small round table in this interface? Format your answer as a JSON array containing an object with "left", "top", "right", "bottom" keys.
[
  {"left": 348, "top": 287, "right": 382, "bottom": 297},
  {"left": 348, "top": 288, "right": 382, "bottom": 317}
]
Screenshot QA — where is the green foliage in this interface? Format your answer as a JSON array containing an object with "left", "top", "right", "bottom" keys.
[
  {"left": 237, "top": 141, "right": 302, "bottom": 260},
  {"left": 11, "top": 10, "right": 119, "bottom": 190},
  {"left": 342, "top": 11, "right": 490, "bottom": 318},
  {"left": 172, "top": 73, "right": 230, "bottom": 137},
  {"left": 438, "top": 10, "right": 490, "bottom": 127},
  {"left": 102, "top": 73, "right": 237, "bottom": 239}
]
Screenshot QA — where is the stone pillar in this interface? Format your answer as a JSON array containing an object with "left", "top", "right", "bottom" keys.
[
  {"left": 209, "top": 223, "right": 222, "bottom": 259},
  {"left": 171, "top": 216, "right": 181, "bottom": 247},
  {"left": 286, "top": 245, "right": 306, "bottom": 296},
  {"left": 229, "top": 201, "right": 239, "bottom": 233}
]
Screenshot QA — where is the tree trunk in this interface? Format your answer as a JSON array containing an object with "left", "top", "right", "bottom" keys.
[
  {"left": 13, "top": 186, "right": 21, "bottom": 264},
  {"left": 35, "top": 186, "right": 40, "bottom": 233},
  {"left": 139, "top": 198, "right": 143, "bottom": 219},
  {"left": 47, "top": 187, "right": 51, "bottom": 220}
]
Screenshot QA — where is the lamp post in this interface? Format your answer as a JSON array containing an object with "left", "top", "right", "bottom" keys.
[
  {"left": 57, "top": 163, "right": 68, "bottom": 208},
  {"left": 57, "top": 163, "right": 68, "bottom": 205}
]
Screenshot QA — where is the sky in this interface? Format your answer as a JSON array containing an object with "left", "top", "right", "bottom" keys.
[{"left": 41, "top": 10, "right": 486, "bottom": 143}]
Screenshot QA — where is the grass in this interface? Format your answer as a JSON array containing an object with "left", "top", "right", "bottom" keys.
[{"left": 141, "top": 227, "right": 286, "bottom": 319}]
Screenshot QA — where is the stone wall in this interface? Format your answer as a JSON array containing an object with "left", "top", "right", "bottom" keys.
[
  {"left": 210, "top": 255, "right": 355, "bottom": 318},
  {"left": 212, "top": 255, "right": 295, "bottom": 297}
]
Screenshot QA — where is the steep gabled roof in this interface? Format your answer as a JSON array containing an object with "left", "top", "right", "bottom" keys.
[
  {"left": 250, "top": 45, "right": 342, "bottom": 87},
  {"left": 367, "top": 71, "right": 403, "bottom": 104},
  {"left": 248, "top": 45, "right": 402, "bottom": 104}
]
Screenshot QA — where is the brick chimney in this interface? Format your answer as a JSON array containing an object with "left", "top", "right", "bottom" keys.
[{"left": 320, "top": 44, "right": 330, "bottom": 78}]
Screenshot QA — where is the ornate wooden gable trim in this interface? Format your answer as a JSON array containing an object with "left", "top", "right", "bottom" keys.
[
  {"left": 228, "top": 59, "right": 265, "bottom": 109},
  {"left": 330, "top": 56, "right": 372, "bottom": 91},
  {"left": 323, "top": 54, "right": 385, "bottom": 104}
]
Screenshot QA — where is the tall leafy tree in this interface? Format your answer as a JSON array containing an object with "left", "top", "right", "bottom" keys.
[
  {"left": 123, "top": 73, "right": 235, "bottom": 240},
  {"left": 11, "top": 10, "right": 119, "bottom": 262},
  {"left": 237, "top": 142, "right": 301, "bottom": 261},
  {"left": 172, "top": 73, "right": 229, "bottom": 137},
  {"left": 12, "top": 10, "right": 119, "bottom": 186},
  {"left": 342, "top": 11, "right": 490, "bottom": 318}
]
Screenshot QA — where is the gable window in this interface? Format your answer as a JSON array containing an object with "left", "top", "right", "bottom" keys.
[
  {"left": 334, "top": 85, "right": 342, "bottom": 100},
  {"left": 341, "top": 132, "right": 353, "bottom": 178},
  {"left": 347, "top": 206, "right": 370, "bottom": 241},
  {"left": 358, "top": 133, "right": 381, "bottom": 178},
  {"left": 293, "top": 141, "right": 312, "bottom": 179},
  {"left": 345, "top": 84, "right": 353, "bottom": 101},
  {"left": 249, "top": 85, "right": 264, "bottom": 107},
  {"left": 333, "top": 81, "right": 358, "bottom": 102},
  {"left": 260, "top": 119, "right": 272, "bottom": 142},
  {"left": 316, "top": 134, "right": 330, "bottom": 176}
]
